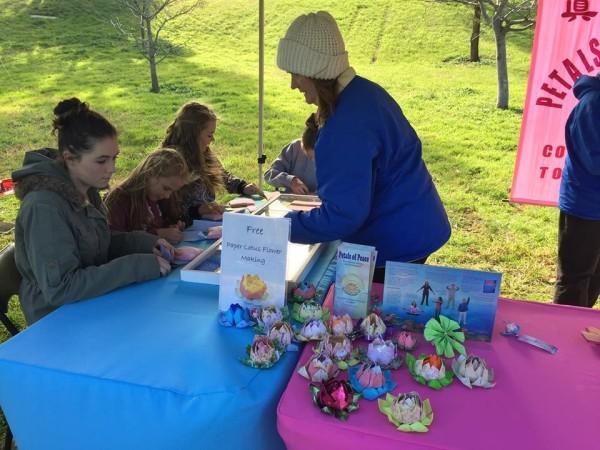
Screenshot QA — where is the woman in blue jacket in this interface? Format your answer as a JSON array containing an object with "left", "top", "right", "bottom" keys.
[
  {"left": 276, "top": 11, "right": 451, "bottom": 281},
  {"left": 555, "top": 74, "right": 600, "bottom": 308}
]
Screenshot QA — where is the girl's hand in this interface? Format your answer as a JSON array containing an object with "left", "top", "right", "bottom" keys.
[
  {"left": 157, "top": 227, "right": 183, "bottom": 244},
  {"left": 290, "top": 177, "right": 309, "bottom": 195},
  {"left": 153, "top": 238, "right": 175, "bottom": 261},
  {"left": 155, "top": 255, "right": 172, "bottom": 276},
  {"left": 198, "top": 202, "right": 225, "bottom": 220},
  {"left": 243, "top": 183, "right": 266, "bottom": 198}
]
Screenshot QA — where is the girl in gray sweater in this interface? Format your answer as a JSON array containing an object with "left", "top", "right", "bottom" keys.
[{"left": 265, "top": 113, "right": 318, "bottom": 194}]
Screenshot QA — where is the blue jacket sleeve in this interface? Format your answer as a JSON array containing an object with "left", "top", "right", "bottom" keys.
[
  {"left": 569, "top": 96, "right": 600, "bottom": 175},
  {"left": 287, "top": 122, "right": 377, "bottom": 244}
]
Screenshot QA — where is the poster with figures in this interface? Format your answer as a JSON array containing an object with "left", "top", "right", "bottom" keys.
[{"left": 382, "top": 262, "right": 502, "bottom": 341}]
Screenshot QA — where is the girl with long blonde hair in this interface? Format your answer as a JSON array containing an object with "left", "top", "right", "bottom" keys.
[
  {"left": 161, "top": 102, "right": 264, "bottom": 222},
  {"left": 105, "top": 148, "right": 189, "bottom": 243}
]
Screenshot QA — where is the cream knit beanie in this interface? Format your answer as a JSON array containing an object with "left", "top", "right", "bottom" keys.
[{"left": 277, "top": 11, "right": 349, "bottom": 80}]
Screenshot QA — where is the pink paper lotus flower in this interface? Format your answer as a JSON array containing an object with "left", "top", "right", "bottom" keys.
[
  {"left": 330, "top": 314, "right": 354, "bottom": 336},
  {"left": 298, "top": 353, "right": 338, "bottom": 382},
  {"left": 249, "top": 336, "right": 276, "bottom": 365},
  {"left": 360, "top": 313, "right": 386, "bottom": 340},
  {"left": 268, "top": 321, "right": 293, "bottom": 348},
  {"left": 356, "top": 362, "right": 385, "bottom": 388},
  {"left": 395, "top": 331, "right": 418, "bottom": 352},
  {"left": 367, "top": 338, "right": 397, "bottom": 366},
  {"left": 320, "top": 334, "right": 352, "bottom": 361},
  {"left": 174, "top": 246, "right": 202, "bottom": 262},
  {"left": 414, "top": 355, "right": 446, "bottom": 381}
]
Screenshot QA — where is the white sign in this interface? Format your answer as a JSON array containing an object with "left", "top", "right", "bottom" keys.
[{"left": 218, "top": 212, "right": 290, "bottom": 311}]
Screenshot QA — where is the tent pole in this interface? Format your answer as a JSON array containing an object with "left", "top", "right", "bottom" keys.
[{"left": 258, "top": 0, "right": 265, "bottom": 191}]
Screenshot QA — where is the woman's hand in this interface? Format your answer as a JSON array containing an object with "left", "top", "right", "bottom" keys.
[
  {"left": 157, "top": 227, "right": 183, "bottom": 244},
  {"left": 155, "top": 255, "right": 172, "bottom": 276},
  {"left": 243, "top": 183, "right": 266, "bottom": 198},
  {"left": 198, "top": 202, "right": 225, "bottom": 221},
  {"left": 290, "top": 177, "right": 309, "bottom": 195}
]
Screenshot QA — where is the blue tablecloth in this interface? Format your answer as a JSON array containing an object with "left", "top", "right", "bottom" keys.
[{"left": 0, "top": 275, "right": 300, "bottom": 450}]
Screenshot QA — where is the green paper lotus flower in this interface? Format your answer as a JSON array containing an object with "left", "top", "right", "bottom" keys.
[
  {"left": 406, "top": 353, "right": 454, "bottom": 390},
  {"left": 378, "top": 392, "right": 433, "bottom": 433},
  {"left": 424, "top": 315, "right": 466, "bottom": 358}
]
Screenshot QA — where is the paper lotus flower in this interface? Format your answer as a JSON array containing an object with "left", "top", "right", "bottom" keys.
[
  {"left": 360, "top": 313, "right": 386, "bottom": 340},
  {"left": 310, "top": 378, "right": 361, "bottom": 421},
  {"left": 424, "top": 315, "right": 466, "bottom": 358},
  {"left": 452, "top": 355, "right": 495, "bottom": 389},
  {"left": 378, "top": 392, "right": 433, "bottom": 433},
  {"left": 292, "top": 300, "right": 329, "bottom": 323},
  {"left": 173, "top": 246, "right": 202, "bottom": 263},
  {"left": 206, "top": 226, "right": 222, "bottom": 239},
  {"left": 296, "top": 319, "right": 328, "bottom": 341},
  {"left": 329, "top": 314, "right": 354, "bottom": 336},
  {"left": 218, "top": 303, "right": 255, "bottom": 328},
  {"left": 254, "top": 306, "right": 284, "bottom": 330},
  {"left": 406, "top": 353, "right": 453, "bottom": 390},
  {"left": 239, "top": 274, "right": 267, "bottom": 300},
  {"left": 395, "top": 331, "right": 418, "bottom": 352},
  {"left": 349, "top": 363, "right": 397, "bottom": 400},
  {"left": 367, "top": 338, "right": 398, "bottom": 366},
  {"left": 241, "top": 335, "right": 281, "bottom": 369},
  {"left": 298, "top": 353, "right": 338, "bottom": 382},
  {"left": 292, "top": 281, "right": 317, "bottom": 302},
  {"left": 319, "top": 334, "right": 353, "bottom": 361},
  {"left": 268, "top": 321, "right": 294, "bottom": 348}
]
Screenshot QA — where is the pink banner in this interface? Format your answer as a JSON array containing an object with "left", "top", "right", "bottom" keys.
[{"left": 511, "top": 0, "right": 600, "bottom": 206}]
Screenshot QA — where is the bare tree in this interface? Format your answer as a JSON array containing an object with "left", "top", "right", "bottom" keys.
[
  {"left": 471, "top": 3, "right": 481, "bottom": 62},
  {"left": 437, "top": 0, "right": 537, "bottom": 109},
  {"left": 112, "top": 0, "right": 204, "bottom": 93}
]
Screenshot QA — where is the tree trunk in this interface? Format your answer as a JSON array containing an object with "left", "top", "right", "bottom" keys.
[
  {"left": 493, "top": 21, "right": 509, "bottom": 109},
  {"left": 470, "top": 4, "right": 481, "bottom": 62},
  {"left": 145, "top": 18, "right": 160, "bottom": 93}
]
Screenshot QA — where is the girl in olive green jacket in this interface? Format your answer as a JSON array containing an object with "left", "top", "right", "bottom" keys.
[{"left": 12, "top": 98, "right": 173, "bottom": 324}]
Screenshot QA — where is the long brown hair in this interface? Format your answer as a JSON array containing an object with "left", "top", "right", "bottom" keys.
[
  {"left": 161, "top": 102, "right": 224, "bottom": 196},
  {"left": 311, "top": 79, "right": 337, "bottom": 126},
  {"left": 105, "top": 148, "right": 188, "bottom": 230}
]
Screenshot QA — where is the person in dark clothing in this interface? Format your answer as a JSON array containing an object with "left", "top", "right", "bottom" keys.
[{"left": 554, "top": 74, "right": 600, "bottom": 308}]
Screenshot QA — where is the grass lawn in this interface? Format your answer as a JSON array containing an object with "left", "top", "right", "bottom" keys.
[
  {"left": 0, "top": 0, "right": 564, "bottom": 334},
  {"left": 0, "top": 0, "right": 577, "bottom": 443}
]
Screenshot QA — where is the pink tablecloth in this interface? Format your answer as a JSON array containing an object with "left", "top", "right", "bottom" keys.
[{"left": 277, "top": 285, "right": 600, "bottom": 450}]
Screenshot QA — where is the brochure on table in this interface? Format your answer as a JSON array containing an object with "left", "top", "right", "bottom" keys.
[
  {"left": 382, "top": 261, "right": 502, "bottom": 341},
  {"left": 333, "top": 242, "right": 377, "bottom": 319},
  {"left": 218, "top": 212, "right": 290, "bottom": 311}
]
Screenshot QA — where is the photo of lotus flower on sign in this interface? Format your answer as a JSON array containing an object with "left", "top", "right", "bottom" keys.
[
  {"left": 424, "top": 315, "right": 466, "bottom": 358},
  {"left": 451, "top": 355, "right": 495, "bottom": 389},
  {"left": 406, "top": 353, "right": 454, "bottom": 390},
  {"left": 378, "top": 392, "right": 433, "bottom": 433}
]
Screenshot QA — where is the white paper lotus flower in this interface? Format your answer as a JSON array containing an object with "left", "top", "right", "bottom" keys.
[
  {"left": 259, "top": 306, "right": 283, "bottom": 329},
  {"left": 298, "top": 319, "right": 328, "bottom": 340},
  {"left": 367, "top": 338, "right": 397, "bottom": 366},
  {"left": 414, "top": 356, "right": 446, "bottom": 381},
  {"left": 452, "top": 355, "right": 495, "bottom": 389}
]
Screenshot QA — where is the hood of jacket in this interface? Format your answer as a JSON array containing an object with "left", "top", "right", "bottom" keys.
[
  {"left": 573, "top": 74, "right": 600, "bottom": 99},
  {"left": 12, "top": 148, "right": 100, "bottom": 209}
]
